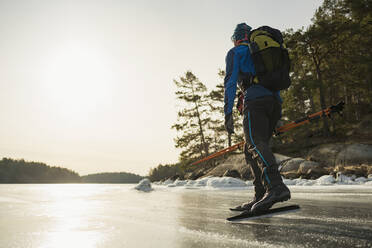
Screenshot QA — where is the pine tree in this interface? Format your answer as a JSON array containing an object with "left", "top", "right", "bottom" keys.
[
  {"left": 207, "top": 69, "right": 244, "bottom": 149},
  {"left": 172, "top": 71, "right": 211, "bottom": 161}
]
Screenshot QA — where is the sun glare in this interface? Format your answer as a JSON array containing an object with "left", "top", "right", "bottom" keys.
[{"left": 41, "top": 43, "right": 114, "bottom": 118}]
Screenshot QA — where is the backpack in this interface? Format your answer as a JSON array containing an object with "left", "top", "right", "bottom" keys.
[{"left": 248, "top": 26, "right": 291, "bottom": 91}]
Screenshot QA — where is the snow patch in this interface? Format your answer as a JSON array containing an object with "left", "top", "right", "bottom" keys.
[
  {"left": 206, "top": 177, "right": 247, "bottom": 188},
  {"left": 154, "top": 173, "right": 372, "bottom": 190},
  {"left": 336, "top": 173, "right": 353, "bottom": 184},
  {"left": 316, "top": 175, "right": 335, "bottom": 185},
  {"left": 283, "top": 179, "right": 296, "bottom": 185},
  {"left": 134, "top": 179, "right": 153, "bottom": 192},
  {"left": 354, "top": 177, "right": 367, "bottom": 184}
]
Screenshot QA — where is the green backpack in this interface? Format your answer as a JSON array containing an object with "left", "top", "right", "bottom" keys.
[{"left": 248, "top": 26, "right": 291, "bottom": 91}]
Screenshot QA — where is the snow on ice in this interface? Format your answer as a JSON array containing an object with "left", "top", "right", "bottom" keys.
[
  {"left": 134, "top": 178, "right": 153, "bottom": 192},
  {"left": 155, "top": 174, "right": 372, "bottom": 189}
]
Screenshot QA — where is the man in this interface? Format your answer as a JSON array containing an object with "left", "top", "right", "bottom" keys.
[{"left": 224, "top": 23, "right": 290, "bottom": 213}]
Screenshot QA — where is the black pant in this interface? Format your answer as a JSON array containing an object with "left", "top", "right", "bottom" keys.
[{"left": 243, "top": 96, "right": 283, "bottom": 192}]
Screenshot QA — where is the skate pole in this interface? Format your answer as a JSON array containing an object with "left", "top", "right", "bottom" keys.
[
  {"left": 190, "top": 141, "right": 245, "bottom": 166},
  {"left": 274, "top": 101, "right": 344, "bottom": 135},
  {"left": 190, "top": 101, "right": 344, "bottom": 166},
  {"left": 191, "top": 101, "right": 344, "bottom": 166}
]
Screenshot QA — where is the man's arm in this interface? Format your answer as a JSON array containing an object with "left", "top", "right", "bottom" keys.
[{"left": 224, "top": 48, "right": 240, "bottom": 116}]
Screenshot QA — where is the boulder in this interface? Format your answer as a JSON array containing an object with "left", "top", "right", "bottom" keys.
[
  {"left": 297, "top": 161, "right": 320, "bottom": 174},
  {"left": 368, "top": 166, "right": 372, "bottom": 175},
  {"left": 307, "top": 144, "right": 344, "bottom": 166},
  {"left": 307, "top": 143, "right": 372, "bottom": 167},
  {"left": 223, "top": 169, "right": 241, "bottom": 178},
  {"left": 274, "top": 153, "right": 292, "bottom": 164},
  {"left": 187, "top": 170, "right": 205, "bottom": 180},
  {"left": 282, "top": 170, "right": 299, "bottom": 179},
  {"left": 281, "top": 158, "right": 305, "bottom": 172},
  {"left": 169, "top": 174, "right": 183, "bottom": 181},
  {"left": 303, "top": 166, "right": 328, "bottom": 179},
  {"left": 335, "top": 144, "right": 372, "bottom": 166},
  {"left": 239, "top": 166, "right": 252, "bottom": 180},
  {"left": 204, "top": 154, "right": 247, "bottom": 178},
  {"left": 342, "top": 165, "right": 368, "bottom": 177}
]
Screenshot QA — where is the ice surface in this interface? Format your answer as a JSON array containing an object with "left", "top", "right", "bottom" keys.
[{"left": 1, "top": 183, "right": 372, "bottom": 248}]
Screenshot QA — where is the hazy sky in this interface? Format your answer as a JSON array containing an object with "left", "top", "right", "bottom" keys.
[{"left": 0, "top": 0, "right": 323, "bottom": 176}]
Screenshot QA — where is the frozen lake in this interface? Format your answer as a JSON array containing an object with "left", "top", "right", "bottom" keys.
[{"left": 1, "top": 184, "right": 372, "bottom": 248}]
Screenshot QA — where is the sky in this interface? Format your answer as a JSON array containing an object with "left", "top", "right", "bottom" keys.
[{"left": 0, "top": 0, "right": 324, "bottom": 176}]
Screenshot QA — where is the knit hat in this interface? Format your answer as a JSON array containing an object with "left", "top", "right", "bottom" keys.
[{"left": 231, "top": 23, "right": 252, "bottom": 42}]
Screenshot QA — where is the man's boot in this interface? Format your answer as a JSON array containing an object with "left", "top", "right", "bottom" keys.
[
  {"left": 251, "top": 165, "right": 291, "bottom": 213},
  {"left": 231, "top": 144, "right": 266, "bottom": 211},
  {"left": 251, "top": 183, "right": 290, "bottom": 212},
  {"left": 230, "top": 187, "right": 265, "bottom": 211}
]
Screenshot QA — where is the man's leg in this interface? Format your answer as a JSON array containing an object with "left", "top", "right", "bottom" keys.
[
  {"left": 244, "top": 97, "right": 290, "bottom": 212},
  {"left": 230, "top": 143, "right": 265, "bottom": 211}
]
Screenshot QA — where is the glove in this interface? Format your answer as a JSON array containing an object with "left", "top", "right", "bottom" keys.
[{"left": 225, "top": 113, "right": 234, "bottom": 134}]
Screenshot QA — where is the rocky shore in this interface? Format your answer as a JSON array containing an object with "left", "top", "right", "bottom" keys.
[{"left": 181, "top": 143, "right": 372, "bottom": 182}]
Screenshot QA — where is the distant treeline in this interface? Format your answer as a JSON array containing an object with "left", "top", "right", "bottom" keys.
[
  {"left": 81, "top": 172, "right": 143, "bottom": 183},
  {"left": 0, "top": 157, "right": 80, "bottom": 183},
  {"left": 0, "top": 158, "right": 143, "bottom": 184}
]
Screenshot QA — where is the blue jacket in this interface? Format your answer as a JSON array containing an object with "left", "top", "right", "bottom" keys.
[{"left": 223, "top": 44, "right": 282, "bottom": 115}]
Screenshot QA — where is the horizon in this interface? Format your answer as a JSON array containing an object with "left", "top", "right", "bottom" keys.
[{"left": 1, "top": 0, "right": 323, "bottom": 176}]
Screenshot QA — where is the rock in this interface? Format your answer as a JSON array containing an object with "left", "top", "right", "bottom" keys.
[
  {"left": 368, "top": 174, "right": 372, "bottom": 181},
  {"left": 307, "top": 144, "right": 344, "bottom": 166},
  {"left": 188, "top": 170, "right": 205, "bottom": 180},
  {"left": 343, "top": 165, "right": 368, "bottom": 177},
  {"left": 239, "top": 166, "right": 252, "bottom": 180},
  {"left": 169, "top": 174, "right": 183, "bottom": 181},
  {"left": 204, "top": 154, "right": 248, "bottom": 178},
  {"left": 282, "top": 170, "right": 299, "bottom": 179},
  {"left": 223, "top": 169, "right": 241, "bottom": 178},
  {"left": 335, "top": 144, "right": 372, "bottom": 166},
  {"left": 134, "top": 179, "right": 153, "bottom": 192},
  {"left": 274, "top": 153, "right": 292, "bottom": 164},
  {"left": 316, "top": 175, "right": 336, "bottom": 185},
  {"left": 367, "top": 166, "right": 372, "bottom": 175},
  {"left": 297, "top": 161, "right": 320, "bottom": 174},
  {"left": 304, "top": 166, "right": 328, "bottom": 179},
  {"left": 281, "top": 158, "right": 305, "bottom": 172}
]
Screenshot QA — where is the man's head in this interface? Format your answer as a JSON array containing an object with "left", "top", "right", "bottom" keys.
[{"left": 231, "top": 23, "right": 252, "bottom": 46}]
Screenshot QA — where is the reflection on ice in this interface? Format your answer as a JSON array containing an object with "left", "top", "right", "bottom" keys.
[{"left": 37, "top": 185, "right": 105, "bottom": 248}]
